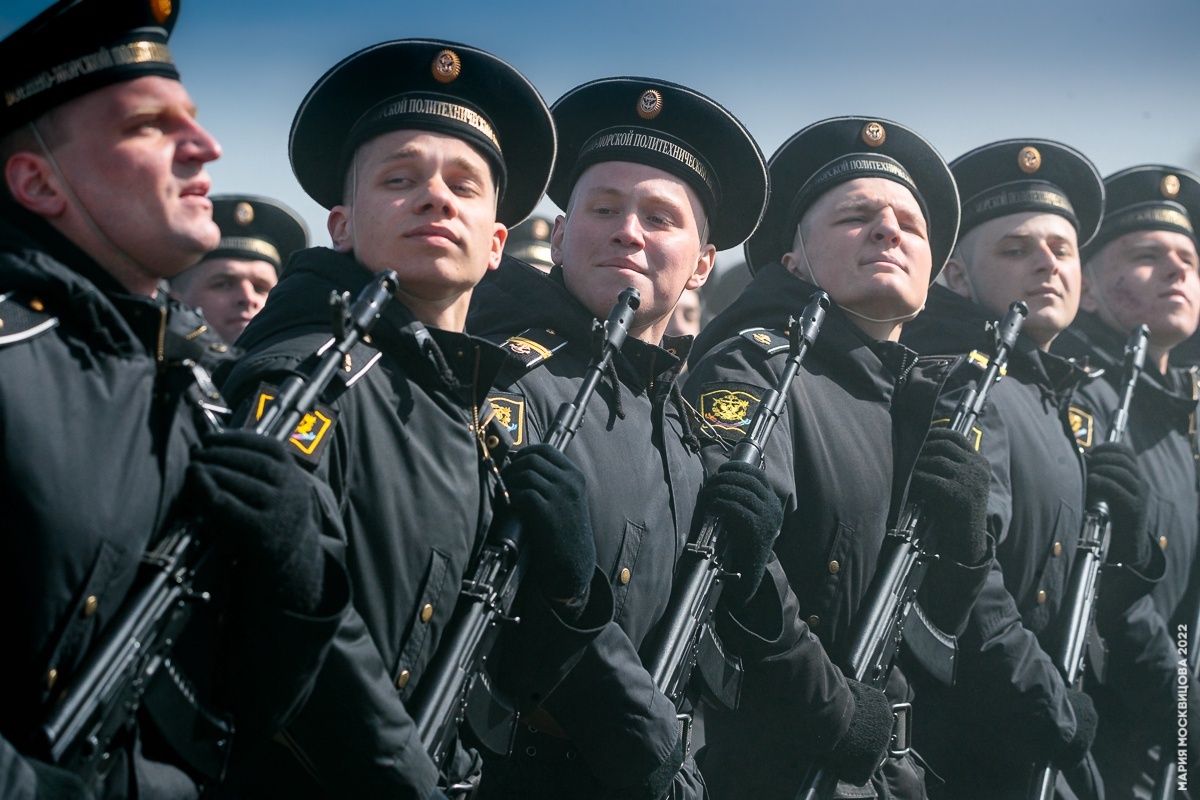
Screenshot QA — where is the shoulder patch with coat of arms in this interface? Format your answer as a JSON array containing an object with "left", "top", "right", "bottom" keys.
[
  {"left": 1068, "top": 406, "right": 1094, "bottom": 449},
  {"left": 497, "top": 328, "right": 568, "bottom": 371},
  {"left": 483, "top": 391, "right": 526, "bottom": 447},
  {"left": 244, "top": 382, "right": 338, "bottom": 464},
  {"left": 738, "top": 327, "right": 789, "bottom": 356},
  {"left": 696, "top": 381, "right": 764, "bottom": 441}
]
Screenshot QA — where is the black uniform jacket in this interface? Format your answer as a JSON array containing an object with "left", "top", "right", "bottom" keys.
[
  {"left": 222, "top": 248, "right": 608, "bottom": 800},
  {"left": 1053, "top": 311, "right": 1200, "bottom": 785},
  {"left": 467, "top": 259, "right": 729, "bottom": 798},
  {"left": 0, "top": 212, "right": 347, "bottom": 800},
  {"left": 900, "top": 284, "right": 1113, "bottom": 791},
  {"left": 684, "top": 264, "right": 988, "bottom": 800}
]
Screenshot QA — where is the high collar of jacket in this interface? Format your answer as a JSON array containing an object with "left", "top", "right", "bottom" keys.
[
  {"left": 0, "top": 206, "right": 170, "bottom": 357},
  {"left": 238, "top": 246, "right": 508, "bottom": 405},
  {"left": 1056, "top": 310, "right": 1198, "bottom": 412},
  {"left": 468, "top": 257, "right": 687, "bottom": 394},
  {"left": 902, "top": 283, "right": 1089, "bottom": 399},
  {"left": 691, "top": 261, "right": 920, "bottom": 403}
]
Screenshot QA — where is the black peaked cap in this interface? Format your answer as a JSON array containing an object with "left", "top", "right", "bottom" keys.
[
  {"left": 951, "top": 138, "right": 1104, "bottom": 248},
  {"left": 746, "top": 116, "right": 958, "bottom": 277},
  {"left": 202, "top": 195, "right": 309, "bottom": 273},
  {"left": 290, "top": 38, "right": 554, "bottom": 227},
  {"left": 1083, "top": 164, "right": 1200, "bottom": 260},
  {"left": 549, "top": 77, "right": 767, "bottom": 251},
  {"left": 0, "top": 0, "right": 181, "bottom": 136}
]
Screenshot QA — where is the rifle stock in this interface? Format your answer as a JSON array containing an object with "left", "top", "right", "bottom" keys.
[
  {"left": 1031, "top": 324, "right": 1149, "bottom": 799},
  {"left": 798, "top": 301, "right": 1028, "bottom": 800},
  {"left": 410, "top": 288, "right": 641, "bottom": 777},
  {"left": 38, "top": 271, "right": 400, "bottom": 784}
]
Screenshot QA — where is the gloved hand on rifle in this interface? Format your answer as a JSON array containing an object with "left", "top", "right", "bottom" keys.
[
  {"left": 1085, "top": 442, "right": 1151, "bottom": 569},
  {"left": 502, "top": 444, "right": 596, "bottom": 623},
  {"left": 1053, "top": 688, "right": 1098, "bottom": 769},
  {"left": 908, "top": 427, "right": 990, "bottom": 566},
  {"left": 695, "top": 461, "right": 784, "bottom": 607},
  {"left": 826, "top": 679, "right": 893, "bottom": 785},
  {"left": 187, "top": 430, "right": 325, "bottom": 615}
]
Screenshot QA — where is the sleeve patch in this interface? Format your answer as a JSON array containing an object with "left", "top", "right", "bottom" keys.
[
  {"left": 698, "top": 382, "right": 763, "bottom": 439},
  {"left": 738, "top": 327, "right": 789, "bottom": 355},
  {"left": 1068, "top": 407, "right": 1094, "bottom": 448},
  {"left": 483, "top": 392, "right": 525, "bottom": 447},
  {"left": 244, "top": 382, "right": 338, "bottom": 464},
  {"left": 498, "top": 328, "right": 568, "bottom": 370}
]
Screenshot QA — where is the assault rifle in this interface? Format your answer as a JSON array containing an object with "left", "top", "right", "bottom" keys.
[
  {"left": 797, "top": 300, "right": 1028, "bottom": 800},
  {"left": 1030, "top": 324, "right": 1149, "bottom": 800},
  {"left": 642, "top": 291, "right": 829, "bottom": 725},
  {"left": 38, "top": 271, "right": 400, "bottom": 785},
  {"left": 410, "top": 287, "right": 641, "bottom": 787}
]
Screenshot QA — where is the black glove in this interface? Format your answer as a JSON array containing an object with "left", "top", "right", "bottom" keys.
[
  {"left": 827, "top": 679, "right": 892, "bottom": 785},
  {"left": 187, "top": 430, "right": 324, "bottom": 614},
  {"left": 696, "top": 461, "right": 783, "bottom": 607},
  {"left": 908, "top": 427, "right": 990, "bottom": 565},
  {"left": 615, "top": 728, "right": 685, "bottom": 800},
  {"left": 30, "top": 759, "right": 94, "bottom": 800},
  {"left": 1086, "top": 442, "right": 1150, "bottom": 569},
  {"left": 1054, "top": 689, "right": 1098, "bottom": 770},
  {"left": 502, "top": 444, "right": 595, "bottom": 611}
]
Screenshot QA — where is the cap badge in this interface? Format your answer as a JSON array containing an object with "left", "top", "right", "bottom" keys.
[
  {"left": 432, "top": 50, "right": 462, "bottom": 84},
  {"left": 149, "top": 0, "right": 172, "bottom": 25},
  {"left": 753, "top": 332, "right": 772, "bottom": 346},
  {"left": 861, "top": 122, "right": 886, "bottom": 147},
  {"left": 1018, "top": 146, "right": 1042, "bottom": 174},
  {"left": 637, "top": 89, "right": 663, "bottom": 120},
  {"left": 233, "top": 202, "right": 254, "bottom": 226},
  {"left": 1161, "top": 174, "right": 1182, "bottom": 199}
]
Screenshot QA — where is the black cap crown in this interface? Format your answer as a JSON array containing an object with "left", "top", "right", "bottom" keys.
[
  {"left": 505, "top": 214, "right": 554, "bottom": 270},
  {"left": 951, "top": 139, "right": 1104, "bottom": 248},
  {"left": 289, "top": 38, "right": 554, "bottom": 227},
  {"left": 1083, "top": 165, "right": 1200, "bottom": 260},
  {"left": 201, "top": 195, "right": 309, "bottom": 274},
  {"left": 0, "top": 0, "right": 181, "bottom": 136},
  {"left": 746, "top": 116, "right": 959, "bottom": 277},
  {"left": 548, "top": 77, "right": 767, "bottom": 251}
]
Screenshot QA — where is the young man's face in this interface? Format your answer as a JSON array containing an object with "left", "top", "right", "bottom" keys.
[
  {"left": 46, "top": 75, "right": 222, "bottom": 277},
  {"left": 945, "top": 211, "right": 1080, "bottom": 348},
  {"left": 1082, "top": 229, "right": 1200, "bottom": 352},
  {"left": 174, "top": 257, "right": 277, "bottom": 344},
  {"left": 552, "top": 160, "right": 715, "bottom": 343},
  {"left": 329, "top": 129, "right": 506, "bottom": 306},
  {"left": 784, "top": 177, "right": 932, "bottom": 326}
]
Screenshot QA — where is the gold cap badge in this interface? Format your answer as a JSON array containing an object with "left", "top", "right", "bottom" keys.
[
  {"left": 861, "top": 122, "right": 886, "bottom": 147},
  {"left": 1018, "top": 146, "right": 1042, "bottom": 174},
  {"left": 432, "top": 50, "right": 462, "bottom": 84},
  {"left": 1161, "top": 174, "right": 1181, "bottom": 198},
  {"left": 638, "top": 89, "right": 663, "bottom": 120},
  {"left": 149, "top": 0, "right": 172, "bottom": 25},
  {"left": 233, "top": 202, "right": 254, "bottom": 226}
]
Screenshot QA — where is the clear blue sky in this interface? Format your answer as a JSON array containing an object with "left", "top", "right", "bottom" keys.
[{"left": 5, "top": 0, "right": 1199, "bottom": 268}]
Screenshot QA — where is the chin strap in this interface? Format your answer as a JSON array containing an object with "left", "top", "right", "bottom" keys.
[
  {"left": 791, "top": 228, "right": 924, "bottom": 325},
  {"left": 28, "top": 121, "right": 155, "bottom": 288}
]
